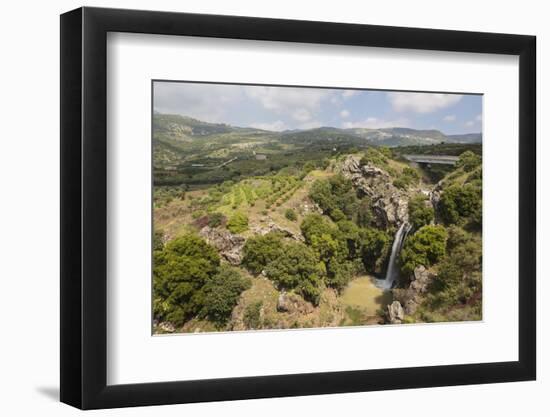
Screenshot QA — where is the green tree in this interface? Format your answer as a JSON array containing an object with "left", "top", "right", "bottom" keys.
[
  {"left": 264, "top": 242, "right": 324, "bottom": 305},
  {"left": 227, "top": 212, "right": 249, "bottom": 233},
  {"left": 456, "top": 150, "right": 481, "bottom": 172},
  {"left": 355, "top": 198, "right": 373, "bottom": 227},
  {"left": 242, "top": 232, "right": 285, "bottom": 275},
  {"left": 408, "top": 194, "right": 434, "bottom": 230},
  {"left": 439, "top": 184, "right": 481, "bottom": 226},
  {"left": 400, "top": 225, "right": 447, "bottom": 275},
  {"left": 427, "top": 231, "right": 482, "bottom": 312},
  {"left": 284, "top": 208, "right": 297, "bottom": 221},
  {"left": 308, "top": 175, "right": 359, "bottom": 221},
  {"left": 202, "top": 265, "right": 251, "bottom": 326},
  {"left": 153, "top": 234, "right": 220, "bottom": 325},
  {"left": 358, "top": 227, "right": 389, "bottom": 272}
]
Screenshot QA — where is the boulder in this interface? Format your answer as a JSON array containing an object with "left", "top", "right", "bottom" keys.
[
  {"left": 276, "top": 292, "right": 314, "bottom": 314},
  {"left": 158, "top": 322, "right": 175, "bottom": 333},
  {"left": 387, "top": 301, "right": 404, "bottom": 324},
  {"left": 199, "top": 226, "right": 245, "bottom": 265},
  {"left": 249, "top": 219, "right": 304, "bottom": 241}
]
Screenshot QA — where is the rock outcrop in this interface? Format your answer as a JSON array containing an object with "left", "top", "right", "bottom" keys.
[
  {"left": 199, "top": 226, "right": 245, "bottom": 265},
  {"left": 387, "top": 301, "right": 405, "bottom": 324},
  {"left": 249, "top": 219, "right": 304, "bottom": 242},
  {"left": 276, "top": 292, "right": 314, "bottom": 314},
  {"left": 393, "top": 265, "right": 436, "bottom": 315},
  {"left": 338, "top": 155, "right": 409, "bottom": 228}
]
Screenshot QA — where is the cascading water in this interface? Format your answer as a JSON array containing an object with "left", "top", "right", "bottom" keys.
[{"left": 381, "top": 222, "right": 412, "bottom": 289}]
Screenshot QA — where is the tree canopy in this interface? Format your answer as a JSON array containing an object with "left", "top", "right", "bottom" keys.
[{"left": 400, "top": 225, "right": 447, "bottom": 275}]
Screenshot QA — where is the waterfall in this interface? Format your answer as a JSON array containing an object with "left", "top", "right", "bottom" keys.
[{"left": 382, "top": 222, "right": 412, "bottom": 289}]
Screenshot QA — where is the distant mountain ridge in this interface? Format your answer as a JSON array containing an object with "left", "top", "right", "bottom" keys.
[{"left": 153, "top": 113, "right": 482, "bottom": 146}]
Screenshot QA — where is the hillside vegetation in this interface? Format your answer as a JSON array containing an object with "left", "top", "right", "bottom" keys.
[{"left": 152, "top": 115, "right": 483, "bottom": 333}]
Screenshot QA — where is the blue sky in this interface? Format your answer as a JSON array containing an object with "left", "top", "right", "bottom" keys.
[{"left": 153, "top": 81, "right": 482, "bottom": 135}]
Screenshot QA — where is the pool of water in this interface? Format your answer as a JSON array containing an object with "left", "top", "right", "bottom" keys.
[{"left": 341, "top": 276, "right": 393, "bottom": 316}]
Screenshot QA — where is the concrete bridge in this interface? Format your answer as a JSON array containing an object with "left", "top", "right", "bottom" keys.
[{"left": 403, "top": 154, "right": 459, "bottom": 166}]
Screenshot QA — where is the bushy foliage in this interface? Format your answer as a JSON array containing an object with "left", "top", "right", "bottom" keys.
[
  {"left": 243, "top": 301, "right": 263, "bottom": 329},
  {"left": 308, "top": 174, "right": 359, "bottom": 221},
  {"left": 400, "top": 225, "right": 447, "bottom": 275},
  {"left": 202, "top": 265, "right": 251, "bottom": 326},
  {"left": 425, "top": 229, "right": 482, "bottom": 314},
  {"left": 408, "top": 194, "right": 435, "bottom": 230},
  {"left": 300, "top": 215, "right": 351, "bottom": 290},
  {"left": 264, "top": 242, "right": 324, "bottom": 305},
  {"left": 285, "top": 208, "right": 297, "bottom": 221},
  {"left": 227, "top": 212, "right": 249, "bottom": 233},
  {"left": 360, "top": 148, "right": 388, "bottom": 168},
  {"left": 207, "top": 212, "right": 225, "bottom": 228},
  {"left": 393, "top": 167, "right": 420, "bottom": 190},
  {"left": 358, "top": 227, "right": 390, "bottom": 271},
  {"left": 456, "top": 150, "right": 481, "bottom": 172},
  {"left": 153, "top": 229, "right": 165, "bottom": 251},
  {"left": 355, "top": 198, "right": 373, "bottom": 227},
  {"left": 241, "top": 233, "right": 285, "bottom": 275},
  {"left": 153, "top": 234, "right": 220, "bottom": 325},
  {"left": 439, "top": 183, "right": 482, "bottom": 227}
]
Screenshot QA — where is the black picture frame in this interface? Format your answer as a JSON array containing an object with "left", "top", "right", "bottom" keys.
[{"left": 60, "top": 6, "right": 536, "bottom": 410}]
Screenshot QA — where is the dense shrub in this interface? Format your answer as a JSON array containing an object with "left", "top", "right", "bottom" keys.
[
  {"left": 202, "top": 265, "right": 251, "bottom": 326},
  {"left": 456, "top": 150, "right": 481, "bottom": 172},
  {"left": 309, "top": 174, "right": 359, "bottom": 221},
  {"left": 393, "top": 167, "right": 420, "bottom": 190},
  {"left": 207, "top": 212, "right": 225, "bottom": 228},
  {"left": 400, "top": 225, "right": 447, "bottom": 275},
  {"left": 264, "top": 242, "right": 324, "bottom": 305},
  {"left": 227, "top": 212, "right": 249, "bottom": 233},
  {"left": 439, "top": 184, "right": 482, "bottom": 227},
  {"left": 285, "top": 208, "right": 297, "bottom": 221},
  {"left": 408, "top": 194, "right": 435, "bottom": 230},
  {"left": 241, "top": 233, "right": 285, "bottom": 275},
  {"left": 153, "top": 229, "right": 165, "bottom": 251},
  {"left": 358, "top": 227, "right": 390, "bottom": 272},
  {"left": 153, "top": 234, "right": 220, "bottom": 325},
  {"left": 355, "top": 198, "right": 373, "bottom": 227},
  {"left": 360, "top": 148, "right": 388, "bottom": 168},
  {"left": 243, "top": 301, "right": 263, "bottom": 329},
  {"left": 426, "top": 230, "right": 482, "bottom": 312}
]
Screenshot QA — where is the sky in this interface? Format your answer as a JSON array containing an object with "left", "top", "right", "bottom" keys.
[{"left": 153, "top": 81, "right": 482, "bottom": 135}]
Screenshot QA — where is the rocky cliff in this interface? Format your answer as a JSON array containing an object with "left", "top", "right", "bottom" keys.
[{"left": 338, "top": 155, "right": 409, "bottom": 229}]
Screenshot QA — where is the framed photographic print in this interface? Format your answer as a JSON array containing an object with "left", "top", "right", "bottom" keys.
[{"left": 60, "top": 7, "right": 536, "bottom": 410}]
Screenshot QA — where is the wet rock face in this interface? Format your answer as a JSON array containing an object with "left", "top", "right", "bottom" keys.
[
  {"left": 387, "top": 301, "right": 405, "bottom": 324},
  {"left": 199, "top": 226, "right": 245, "bottom": 265},
  {"left": 392, "top": 265, "right": 436, "bottom": 316},
  {"left": 338, "top": 155, "right": 409, "bottom": 229}
]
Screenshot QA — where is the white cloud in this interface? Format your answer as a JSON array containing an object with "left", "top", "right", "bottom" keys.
[
  {"left": 388, "top": 92, "right": 462, "bottom": 113},
  {"left": 292, "top": 108, "right": 312, "bottom": 122},
  {"left": 153, "top": 82, "right": 244, "bottom": 122},
  {"left": 443, "top": 115, "right": 456, "bottom": 122},
  {"left": 465, "top": 114, "right": 482, "bottom": 128},
  {"left": 340, "top": 109, "right": 350, "bottom": 118},
  {"left": 343, "top": 116, "right": 410, "bottom": 129},
  {"left": 250, "top": 120, "right": 288, "bottom": 131},
  {"left": 245, "top": 86, "right": 330, "bottom": 112}
]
